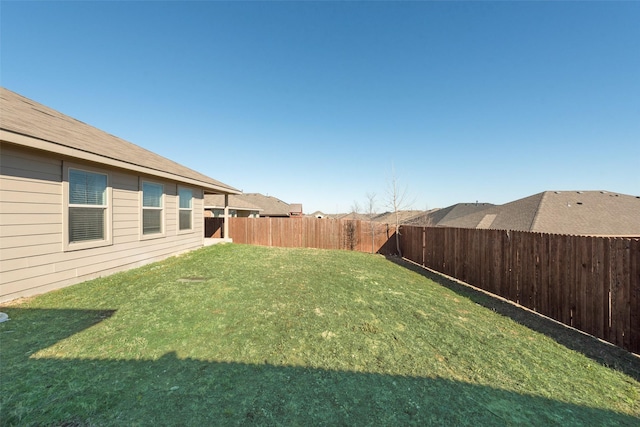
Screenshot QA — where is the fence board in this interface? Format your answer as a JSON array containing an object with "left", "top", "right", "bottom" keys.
[
  {"left": 548, "top": 233, "right": 561, "bottom": 323},
  {"left": 500, "top": 231, "right": 512, "bottom": 302},
  {"left": 512, "top": 231, "right": 523, "bottom": 304},
  {"left": 494, "top": 230, "right": 505, "bottom": 298},
  {"left": 563, "top": 234, "right": 575, "bottom": 327},
  {"left": 616, "top": 238, "right": 631, "bottom": 350},
  {"left": 520, "top": 233, "right": 534, "bottom": 309},
  {"left": 583, "top": 237, "right": 594, "bottom": 335},
  {"left": 591, "top": 237, "right": 606, "bottom": 341},
  {"left": 574, "top": 236, "right": 587, "bottom": 331},
  {"left": 630, "top": 238, "right": 640, "bottom": 353},
  {"left": 538, "top": 233, "right": 550, "bottom": 315},
  {"left": 602, "top": 238, "right": 613, "bottom": 344}
]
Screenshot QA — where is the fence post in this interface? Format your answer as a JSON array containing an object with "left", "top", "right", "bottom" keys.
[{"left": 223, "top": 194, "right": 230, "bottom": 238}]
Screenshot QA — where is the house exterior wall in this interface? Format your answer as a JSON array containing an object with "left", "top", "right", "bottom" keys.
[{"left": 0, "top": 143, "right": 205, "bottom": 302}]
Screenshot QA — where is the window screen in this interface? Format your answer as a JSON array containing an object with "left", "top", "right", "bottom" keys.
[
  {"left": 68, "top": 169, "right": 107, "bottom": 243},
  {"left": 179, "top": 188, "right": 193, "bottom": 230},
  {"left": 142, "top": 182, "right": 163, "bottom": 235}
]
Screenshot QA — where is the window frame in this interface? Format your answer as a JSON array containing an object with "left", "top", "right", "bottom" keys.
[
  {"left": 63, "top": 162, "right": 112, "bottom": 252},
  {"left": 177, "top": 186, "right": 194, "bottom": 233},
  {"left": 140, "top": 179, "right": 165, "bottom": 239}
]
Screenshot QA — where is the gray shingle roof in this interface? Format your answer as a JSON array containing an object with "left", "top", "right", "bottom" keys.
[
  {"left": 532, "top": 191, "right": 640, "bottom": 236},
  {"left": 315, "top": 210, "right": 431, "bottom": 224},
  {"left": 233, "top": 193, "right": 292, "bottom": 217},
  {"left": 445, "top": 193, "right": 545, "bottom": 231},
  {"left": 410, "top": 203, "right": 495, "bottom": 227},
  {"left": 372, "top": 210, "right": 427, "bottom": 224},
  {"left": 204, "top": 194, "right": 262, "bottom": 211},
  {"left": 0, "top": 87, "right": 240, "bottom": 194},
  {"left": 331, "top": 212, "right": 376, "bottom": 221},
  {"left": 439, "top": 191, "right": 640, "bottom": 236}
]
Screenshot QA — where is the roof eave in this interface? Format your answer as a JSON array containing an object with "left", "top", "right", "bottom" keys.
[
  {"left": 1, "top": 129, "right": 242, "bottom": 195},
  {"left": 204, "top": 205, "right": 263, "bottom": 211}
]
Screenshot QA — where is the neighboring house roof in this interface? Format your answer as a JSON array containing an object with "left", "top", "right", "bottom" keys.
[
  {"left": 327, "top": 212, "right": 373, "bottom": 221},
  {"left": 317, "top": 210, "right": 429, "bottom": 223},
  {"left": 235, "top": 193, "right": 292, "bottom": 217},
  {"left": 0, "top": 87, "right": 240, "bottom": 194},
  {"left": 372, "top": 210, "right": 428, "bottom": 224},
  {"left": 531, "top": 191, "right": 640, "bottom": 236},
  {"left": 440, "top": 191, "right": 640, "bottom": 236},
  {"left": 439, "top": 193, "right": 544, "bottom": 230},
  {"left": 426, "top": 203, "right": 495, "bottom": 226},
  {"left": 308, "top": 211, "right": 326, "bottom": 218},
  {"left": 289, "top": 203, "right": 303, "bottom": 215},
  {"left": 203, "top": 194, "right": 262, "bottom": 212},
  {"left": 400, "top": 205, "right": 494, "bottom": 227}
]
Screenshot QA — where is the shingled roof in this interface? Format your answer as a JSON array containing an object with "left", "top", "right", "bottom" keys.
[
  {"left": 372, "top": 210, "right": 428, "bottom": 224},
  {"left": 440, "top": 193, "right": 544, "bottom": 230},
  {"left": 235, "top": 193, "right": 292, "bottom": 217},
  {"left": 403, "top": 203, "right": 495, "bottom": 227},
  {"left": 440, "top": 191, "right": 640, "bottom": 236},
  {"left": 204, "top": 194, "right": 262, "bottom": 211},
  {"left": 0, "top": 87, "right": 240, "bottom": 194},
  {"left": 531, "top": 191, "right": 640, "bottom": 236}
]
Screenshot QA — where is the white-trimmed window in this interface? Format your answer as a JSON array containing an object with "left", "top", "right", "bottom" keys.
[
  {"left": 142, "top": 181, "right": 164, "bottom": 237},
  {"left": 178, "top": 187, "right": 193, "bottom": 231},
  {"left": 64, "top": 165, "right": 111, "bottom": 250}
]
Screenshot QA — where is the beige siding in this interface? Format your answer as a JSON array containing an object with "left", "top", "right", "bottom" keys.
[
  {"left": 2, "top": 233, "right": 62, "bottom": 250},
  {"left": 0, "top": 222, "right": 63, "bottom": 238},
  {"left": 193, "top": 189, "right": 204, "bottom": 234},
  {"left": 165, "top": 183, "right": 177, "bottom": 233},
  {"left": 0, "top": 176, "right": 61, "bottom": 197},
  {"left": 1, "top": 213, "right": 62, "bottom": 226},
  {"left": 0, "top": 143, "right": 207, "bottom": 302}
]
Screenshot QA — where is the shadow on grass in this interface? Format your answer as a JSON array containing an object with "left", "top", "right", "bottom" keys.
[
  {"left": 2, "top": 307, "right": 639, "bottom": 426},
  {"left": 389, "top": 256, "right": 640, "bottom": 383}
]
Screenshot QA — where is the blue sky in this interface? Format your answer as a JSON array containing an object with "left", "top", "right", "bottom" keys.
[{"left": 2, "top": 1, "right": 639, "bottom": 214}]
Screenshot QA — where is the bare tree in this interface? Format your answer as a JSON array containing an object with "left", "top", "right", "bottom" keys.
[
  {"left": 365, "top": 192, "right": 377, "bottom": 253},
  {"left": 386, "top": 168, "right": 413, "bottom": 257},
  {"left": 344, "top": 201, "right": 361, "bottom": 251},
  {"left": 350, "top": 201, "right": 361, "bottom": 219}
]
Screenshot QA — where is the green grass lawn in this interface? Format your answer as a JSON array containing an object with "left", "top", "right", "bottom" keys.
[{"left": 1, "top": 244, "right": 639, "bottom": 426}]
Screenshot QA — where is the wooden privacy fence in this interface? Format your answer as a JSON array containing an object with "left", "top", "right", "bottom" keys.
[
  {"left": 205, "top": 217, "right": 224, "bottom": 238},
  {"left": 205, "top": 217, "right": 397, "bottom": 254},
  {"left": 400, "top": 225, "right": 640, "bottom": 354}
]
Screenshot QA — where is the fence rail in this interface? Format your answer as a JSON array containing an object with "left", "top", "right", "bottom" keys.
[{"left": 400, "top": 225, "right": 640, "bottom": 354}]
